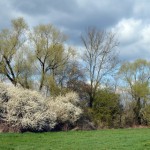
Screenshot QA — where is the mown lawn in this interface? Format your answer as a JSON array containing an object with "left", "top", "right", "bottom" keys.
[{"left": 0, "top": 128, "right": 150, "bottom": 150}]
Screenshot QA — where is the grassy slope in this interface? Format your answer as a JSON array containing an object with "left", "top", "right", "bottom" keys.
[{"left": 0, "top": 128, "right": 150, "bottom": 150}]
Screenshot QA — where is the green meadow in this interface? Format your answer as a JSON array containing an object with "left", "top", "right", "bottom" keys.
[{"left": 0, "top": 128, "right": 150, "bottom": 150}]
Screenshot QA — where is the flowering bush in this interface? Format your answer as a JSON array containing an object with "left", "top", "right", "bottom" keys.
[
  {"left": 4, "top": 85, "right": 56, "bottom": 131},
  {"left": 48, "top": 92, "right": 82, "bottom": 124},
  {"left": 0, "top": 82, "right": 9, "bottom": 121},
  {"left": 0, "top": 82, "right": 82, "bottom": 132},
  {"left": 8, "top": 88, "right": 56, "bottom": 131}
]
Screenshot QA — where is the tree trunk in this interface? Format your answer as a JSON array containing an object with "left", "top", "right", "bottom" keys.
[
  {"left": 134, "top": 97, "right": 142, "bottom": 125},
  {"left": 39, "top": 73, "right": 45, "bottom": 91},
  {"left": 89, "top": 95, "right": 94, "bottom": 108}
]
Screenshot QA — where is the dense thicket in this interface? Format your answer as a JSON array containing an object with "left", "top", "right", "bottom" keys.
[
  {"left": 0, "top": 82, "right": 82, "bottom": 132},
  {"left": 0, "top": 17, "right": 150, "bottom": 132}
]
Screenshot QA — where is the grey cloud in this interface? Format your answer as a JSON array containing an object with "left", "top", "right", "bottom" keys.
[
  {"left": 1, "top": 0, "right": 150, "bottom": 31},
  {"left": 0, "top": 1, "right": 14, "bottom": 29},
  {"left": 0, "top": 1, "right": 140, "bottom": 36},
  {"left": 119, "top": 47, "right": 150, "bottom": 62},
  {"left": 1, "top": 0, "right": 150, "bottom": 61},
  {"left": 10, "top": 0, "right": 78, "bottom": 16},
  {"left": 10, "top": 0, "right": 134, "bottom": 29}
]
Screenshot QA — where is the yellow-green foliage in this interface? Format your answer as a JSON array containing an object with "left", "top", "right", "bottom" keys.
[
  {"left": 141, "top": 105, "right": 150, "bottom": 125},
  {"left": 92, "top": 89, "right": 121, "bottom": 128}
]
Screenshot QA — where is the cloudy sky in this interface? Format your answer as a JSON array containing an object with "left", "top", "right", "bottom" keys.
[{"left": 1, "top": 0, "right": 150, "bottom": 61}]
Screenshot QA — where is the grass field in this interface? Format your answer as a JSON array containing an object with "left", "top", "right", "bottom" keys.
[{"left": 0, "top": 128, "right": 150, "bottom": 150}]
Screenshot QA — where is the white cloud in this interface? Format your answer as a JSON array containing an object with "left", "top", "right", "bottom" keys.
[
  {"left": 112, "top": 18, "right": 150, "bottom": 61},
  {"left": 141, "top": 25, "right": 150, "bottom": 44},
  {"left": 112, "top": 18, "right": 142, "bottom": 44}
]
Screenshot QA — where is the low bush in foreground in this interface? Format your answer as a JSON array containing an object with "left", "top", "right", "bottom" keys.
[{"left": 0, "top": 82, "right": 82, "bottom": 132}]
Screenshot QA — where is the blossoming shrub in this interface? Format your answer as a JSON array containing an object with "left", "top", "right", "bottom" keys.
[
  {"left": 0, "top": 82, "right": 9, "bottom": 121},
  {"left": 6, "top": 86, "right": 56, "bottom": 131},
  {"left": 0, "top": 82, "right": 56, "bottom": 131},
  {"left": 48, "top": 92, "right": 82, "bottom": 124},
  {"left": 0, "top": 82, "right": 82, "bottom": 132}
]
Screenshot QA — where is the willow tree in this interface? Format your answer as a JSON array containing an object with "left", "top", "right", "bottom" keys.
[
  {"left": 14, "top": 48, "right": 35, "bottom": 89},
  {"left": 81, "top": 27, "right": 119, "bottom": 107},
  {"left": 30, "top": 24, "right": 68, "bottom": 91},
  {"left": 119, "top": 59, "right": 150, "bottom": 125},
  {"left": 0, "top": 17, "right": 28, "bottom": 86}
]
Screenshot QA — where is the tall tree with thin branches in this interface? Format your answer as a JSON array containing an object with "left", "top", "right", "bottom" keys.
[
  {"left": 81, "top": 27, "right": 119, "bottom": 107},
  {"left": 0, "top": 17, "right": 28, "bottom": 86}
]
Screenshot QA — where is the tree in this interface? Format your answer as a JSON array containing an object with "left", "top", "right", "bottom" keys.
[
  {"left": 0, "top": 18, "right": 28, "bottom": 86},
  {"left": 30, "top": 24, "right": 68, "bottom": 91},
  {"left": 92, "top": 89, "right": 121, "bottom": 128},
  {"left": 119, "top": 59, "right": 150, "bottom": 125},
  {"left": 40, "top": 47, "right": 84, "bottom": 96},
  {"left": 141, "top": 104, "right": 150, "bottom": 125},
  {"left": 81, "top": 27, "right": 118, "bottom": 107},
  {"left": 14, "top": 48, "right": 35, "bottom": 89},
  {"left": 57, "top": 59, "right": 86, "bottom": 97}
]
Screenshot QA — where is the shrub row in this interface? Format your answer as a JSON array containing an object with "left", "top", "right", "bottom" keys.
[{"left": 0, "top": 82, "right": 82, "bottom": 132}]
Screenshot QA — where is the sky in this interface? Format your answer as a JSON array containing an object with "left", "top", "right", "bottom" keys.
[{"left": 1, "top": 0, "right": 150, "bottom": 62}]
